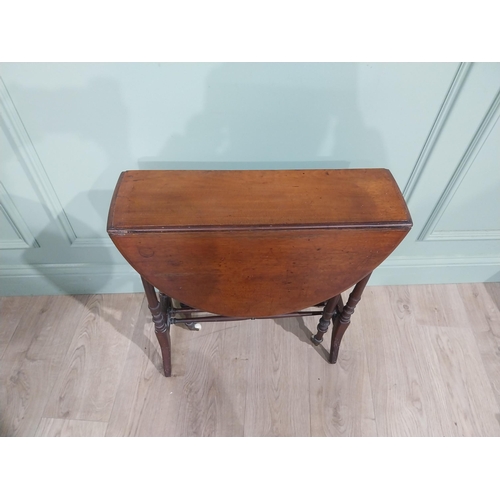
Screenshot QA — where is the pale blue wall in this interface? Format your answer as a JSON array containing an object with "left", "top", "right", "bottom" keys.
[{"left": 1, "top": 62, "right": 499, "bottom": 295}]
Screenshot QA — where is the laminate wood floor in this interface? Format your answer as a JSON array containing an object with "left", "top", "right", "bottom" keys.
[{"left": 1, "top": 283, "right": 500, "bottom": 437}]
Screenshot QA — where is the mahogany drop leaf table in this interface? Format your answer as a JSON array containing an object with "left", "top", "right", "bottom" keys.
[{"left": 107, "top": 169, "right": 412, "bottom": 377}]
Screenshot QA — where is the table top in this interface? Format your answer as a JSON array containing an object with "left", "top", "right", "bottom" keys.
[
  {"left": 107, "top": 168, "right": 412, "bottom": 316},
  {"left": 107, "top": 169, "right": 412, "bottom": 233}
]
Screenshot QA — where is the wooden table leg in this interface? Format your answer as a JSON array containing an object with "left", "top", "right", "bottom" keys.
[
  {"left": 329, "top": 273, "right": 371, "bottom": 364},
  {"left": 311, "top": 295, "right": 341, "bottom": 345},
  {"left": 141, "top": 277, "right": 172, "bottom": 377}
]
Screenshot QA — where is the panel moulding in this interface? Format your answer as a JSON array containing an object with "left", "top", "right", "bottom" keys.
[
  {"left": 71, "top": 237, "right": 115, "bottom": 248},
  {"left": 380, "top": 254, "right": 500, "bottom": 268},
  {"left": 0, "top": 77, "right": 77, "bottom": 244},
  {"left": 426, "top": 230, "right": 500, "bottom": 241},
  {"left": 419, "top": 88, "right": 500, "bottom": 242},
  {"left": 0, "top": 182, "right": 39, "bottom": 249},
  {"left": 403, "top": 62, "right": 472, "bottom": 202}
]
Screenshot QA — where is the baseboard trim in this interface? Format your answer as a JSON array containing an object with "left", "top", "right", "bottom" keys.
[
  {"left": 1, "top": 257, "right": 499, "bottom": 296},
  {"left": 0, "top": 263, "right": 142, "bottom": 296},
  {"left": 372, "top": 255, "right": 500, "bottom": 285}
]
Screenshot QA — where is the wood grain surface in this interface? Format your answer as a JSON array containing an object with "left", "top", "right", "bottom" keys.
[
  {"left": 1, "top": 284, "right": 500, "bottom": 437},
  {"left": 457, "top": 284, "right": 500, "bottom": 419},
  {"left": 108, "top": 169, "right": 411, "bottom": 231},
  {"left": 0, "top": 296, "right": 25, "bottom": 359},
  {"left": 43, "top": 294, "right": 143, "bottom": 422},
  {"left": 0, "top": 295, "right": 89, "bottom": 436},
  {"left": 108, "top": 169, "right": 411, "bottom": 318},
  {"left": 35, "top": 418, "right": 108, "bottom": 437},
  {"left": 112, "top": 228, "right": 408, "bottom": 317}
]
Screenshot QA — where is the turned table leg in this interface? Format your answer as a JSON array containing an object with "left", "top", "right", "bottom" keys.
[
  {"left": 329, "top": 273, "right": 371, "bottom": 364},
  {"left": 311, "top": 295, "right": 341, "bottom": 345},
  {"left": 141, "top": 277, "right": 172, "bottom": 377}
]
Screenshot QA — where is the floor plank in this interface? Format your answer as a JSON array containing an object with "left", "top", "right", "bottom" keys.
[
  {"left": 105, "top": 298, "right": 179, "bottom": 436},
  {"left": 43, "top": 294, "right": 143, "bottom": 422},
  {"left": 0, "top": 296, "right": 27, "bottom": 360},
  {"left": 0, "top": 295, "right": 89, "bottom": 436},
  {"left": 1, "top": 284, "right": 500, "bottom": 436},
  {"left": 360, "top": 286, "right": 460, "bottom": 436},
  {"left": 458, "top": 283, "right": 500, "bottom": 417},
  {"left": 35, "top": 418, "right": 108, "bottom": 437},
  {"left": 243, "top": 317, "right": 311, "bottom": 437},
  {"left": 107, "top": 304, "right": 250, "bottom": 437},
  {"left": 309, "top": 348, "right": 377, "bottom": 436},
  {"left": 174, "top": 321, "right": 249, "bottom": 437},
  {"left": 410, "top": 285, "right": 500, "bottom": 436},
  {"left": 484, "top": 282, "right": 500, "bottom": 311},
  {"left": 307, "top": 297, "right": 377, "bottom": 437}
]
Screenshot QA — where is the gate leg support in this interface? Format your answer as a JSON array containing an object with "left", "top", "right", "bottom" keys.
[
  {"left": 329, "top": 273, "right": 371, "bottom": 364},
  {"left": 311, "top": 295, "right": 341, "bottom": 345},
  {"left": 141, "top": 277, "right": 172, "bottom": 377}
]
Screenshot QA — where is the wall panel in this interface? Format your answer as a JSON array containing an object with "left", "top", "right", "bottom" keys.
[{"left": 0, "top": 62, "right": 499, "bottom": 295}]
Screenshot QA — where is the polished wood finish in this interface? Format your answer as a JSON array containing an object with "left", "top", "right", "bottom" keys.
[
  {"left": 141, "top": 277, "right": 171, "bottom": 377},
  {"left": 108, "top": 169, "right": 411, "bottom": 318},
  {"left": 107, "top": 169, "right": 412, "bottom": 376},
  {"left": 311, "top": 294, "right": 342, "bottom": 344},
  {"left": 113, "top": 228, "right": 407, "bottom": 318},
  {"left": 330, "top": 273, "right": 371, "bottom": 363},
  {"left": 108, "top": 169, "right": 411, "bottom": 231}
]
